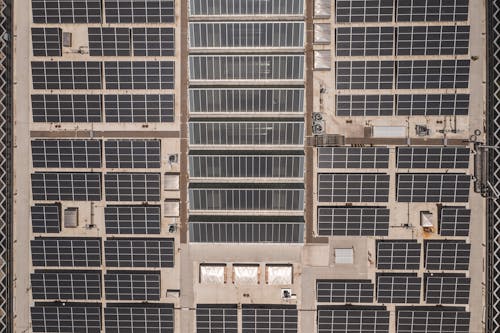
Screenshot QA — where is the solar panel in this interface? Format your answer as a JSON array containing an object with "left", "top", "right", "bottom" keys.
[
  {"left": 189, "top": 0, "right": 304, "bottom": 15},
  {"left": 196, "top": 304, "right": 238, "bottom": 333},
  {"left": 188, "top": 154, "right": 304, "bottom": 178},
  {"left": 189, "top": 218, "right": 304, "bottom": 243},
  {"left": 189, "top": 55, "right": 304, "bottom": 80},
  {"left": 31, "top": 270, "right": 101, "bottom": 300},
  {"left": 31, "top": 237, "right": 101, "bottom": 267},
  {"left": 397, "top": 25, "right": 470, "bottom": 55},
  {"left": 104, "top": 0, "right": 175, "bottom": 23},
  {"left": 396, "top": 173, "right": 470, "bottom": 202},
  {"left": 396, "top": 94, "right": 470, "bottom": 116},
  {"left": 336, "top": 0, "right": 393, "bottom": 22},
  {"left": 31, "top": 94, "right": 102, "bottom": 123},
  {"left": 104, "top": 238, "right": 174, "bottom": 268},
  {"left": 336, "top": 95, "right": 394, "bottom": 116},
  {"left": 377, "top": 240, "right": 421, "bottom": 270},
  {"left": 318, "top": 173, "right": 390, "bottom": 202},
  {"left": 31, "top": 205, "right": 61, "bottom": 233},
  {"left": 188, "top": 185, "right": 304, "bottom": 210},
  {"left": 242, "top": 305, "right": 297, "bottom": 333},
  {"left": 189, "top": 88, "right": 304, "bottom": 113},
  {"left": 397, "top": 147, "right": 470, "bottom": 169},
  {"left": 397, "top": 60, "right": 470, "bottom": 89},
  {"left": 104, "top": 61, "right": 175, "bottom": 90},
  {"left": 104, "top": 205, "right": 161, "bottom": 234},
  {"left": 104, "top": 94, "right": 174, "bottom": 123},
  {"left": 424, "top": 274, "right": 470, "bottom": 304},
  {"left": 31, "top": 28, "right": 62, "bottom": 56},
  {"left": 104, "top": 271, "right": 161, "bottom": 300},
  {"left": 32, "top": 0, "right": 102, "bottom": 23},
  {"left": 31, "top": 172, "right": 101, "bottom": 201},
  {"left": 132, "top": 27, "right": 175, "bottom": 56},
  {"left": 377, "top": 274, "right": 421, "bottom": 303},
  {"left": 31, "top": 61, "right": 102, "bottom": 90},
  {"left": 336, "top": 27, "right": 393, "bottom": 56},
  {"left": 318, "top": 147, "right": 389, "bottom": 169},
  {"left": 88, "top": 27, "right": 131, "bottom": 56},
  {"left": 316, "top": 280, "right": 374, "bottom": 303},
  {"left": 105, "top": 140, "right": 161, "bottom": 168},
  {"left": 317, "top": 306, "right": 390, "bottom": 333},
  {"left": 104, "top": 172, "right": 161, "bottom": 201},
  {"left": 31, "top": 303, "right": 101, "bottom": 333},
  {"left": 425, "top": 240, "right": 470, "bottom": 270},
  {"left": 396, "top": 308, "right": 470, "bottom": 333},
  {"left": 189, "top": 22, "right": 304, "bottom": 48},
  {"left": 31, "top": 139, "right": 101, "bottom": 168},
  {"left": 317, "top": 206, "right": 389, "bottom": 236},
  {"left": 336, "top": 61, "right": 394, "bottom": 90},
  {"left": 397, "top": 0, "right": 469, "bottom": 22},
  {"left": 439, "top": 206, "right": 471, "bottom": 236},
  {"left": 189, "top": 122, "right": 304, "bottom": 145},
  {"left": 105, "top": 304, "right": 174, "bottom": 333}
]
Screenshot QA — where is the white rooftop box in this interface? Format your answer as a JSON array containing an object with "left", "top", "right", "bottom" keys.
[
  {"left": 266, "top": 265, "right": 293, "bottom": 285},
  {"left": 372, "top": 126, "right": 407, "bottom": 138},
  {"left": 200, "top": 264, "right": 226, "bottom": 284},
  {"left": 233, "top": 265, "right": 260, "bottom": 284}
]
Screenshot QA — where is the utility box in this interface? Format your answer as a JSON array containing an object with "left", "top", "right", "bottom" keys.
[
  {"left": 63, "top": 207, "right": 78, "bottom": 228},
  {"left": 62, "top": 32, "right": 72, "bottom": 47}
]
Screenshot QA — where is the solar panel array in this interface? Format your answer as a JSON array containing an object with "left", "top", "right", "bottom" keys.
[
  {"left": 104, "top": 271, "right": 161, "bottom": 301},
  {"left": 31, "top": 94, "right": 102, "bottom": 123},
  {"left": 31, "top": 28, "right": 61, "bottom": 56},
  {"left": 377, "top": 241, "right": 421, "bottom": 270},
  {"left": 396, "top": 173, "right": 470, "bottom": 202},
  {"left": 336, "top": 94, "right": 470, "bottom": 116},
  {"left": 104, "top": 205, "right": 161, "bottom": 234},
  {"left": 31, "top": 303, "right": 101, "bottom": 333},
  {"left": 196, "top": 305, "right": 238, "bottom": 333},
  {"left": 396, "top": 308, "right": 470, "bottom": 333},
  {"left": 104, "top": 94, "right": 175, "bottom": 123},
  {"left": 439, "top": 206, "right": 471, "bottom": 236},
  {"left": 104, "top": 0, "right": 175, "bottom": 23},
  {"left": 317, "top": 147, "right": 389, "bottom": 169},
  {"left": 425, "top": 241, "right": 471, "bottom": 270},
  {"left": 31, "top": 270, "right": 101, "bottom": 300},
  {"left": 31, "top": 139, "right": 101, "bottom": 168},
  {"left": 317, "top": 306, "right": 390, "bottom": 333},
  {"left": 32, "top": 61, "right": 102, "bottom": 90},
  {"left": 377, "top": 274, "right": 421, "bottom": 303},
  {"left": 30, "top": 0, "right": 178, "bottom": 330},
  {"left": 104, "top": 238, "right": 174, "bottom": 268},
  {"left": 31, "top": 205, "right": 60, "bottom": 233},
  {"left": 31, "top": 237, "right": 101, "bottom": 267},
  {"left": 317, "top": 206, "right": 390, "bottom": 236},
  {"left": 104, "top": 172, "right": 161, "bottom": 201},
  {"left": 104, "top": 140, "right": 161, "bottom": 169},
  {"left": 396, "top": 147, "right": 470, "bottom": 169},
  {"left": 316, "top": 280, "right": 374, "bottom": 303},
  {"left": 32, "top": 0, "right": 102, "bottom": 23},
  {"left": 105, "top": 304, "right": 175, "bottom": 333},
  {"left": 242, "top": 305, "right": 298, "bottom": 333},
  {"left": 318, "top": 173, "right": 390, "bottom": 202},
  {"left": 424, "top": 274, "right": 470, "bottom": 304}
]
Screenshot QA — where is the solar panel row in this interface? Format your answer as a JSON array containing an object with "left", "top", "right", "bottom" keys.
[
  {"left": 31, "top": 61, "right": 175, "bottom": 90},
  {"left": 335, "top": 25, "right": 469, "bottom": 57},
  {"left": 336, "top": 93, "right": 470, "bottom": 116},
  {"left": 335, "top": 0, "right": 468, "bottom": 23},
  {"left": 32, "top": 0, "right": 175, "bottom": 24},
  {"left": 336, "top": 60, "right": 470, "bottom": 90}
]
